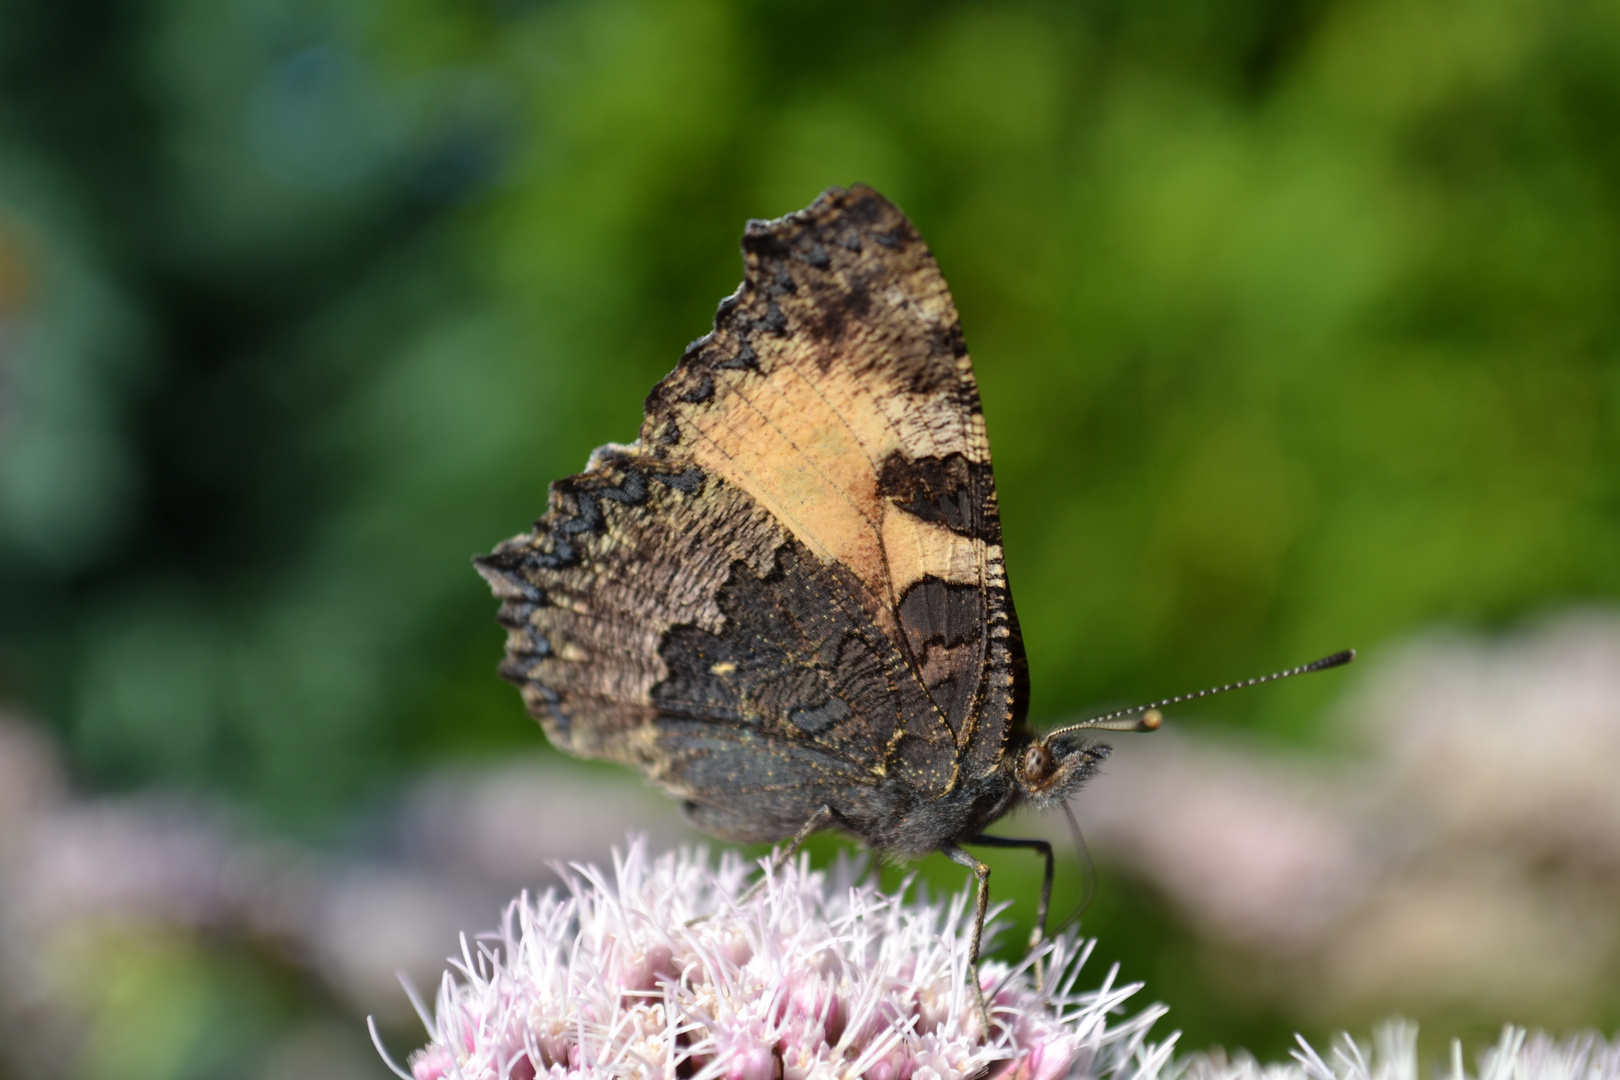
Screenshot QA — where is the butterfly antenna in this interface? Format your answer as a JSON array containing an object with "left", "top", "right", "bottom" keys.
[{"left": 1043, "top": 648, "right": 1356, "bottom": 741}]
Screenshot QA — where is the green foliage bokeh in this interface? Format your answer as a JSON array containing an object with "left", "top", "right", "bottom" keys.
[{"left": 4, "top": 0, "right": 1620, "bottom": 1063}]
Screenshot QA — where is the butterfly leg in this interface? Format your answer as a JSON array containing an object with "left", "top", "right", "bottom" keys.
[
  {"left": 735, "top": 804, "right": 833, "bottom": 908},
  {"left": 966, "top": 834, "right": 1054, "bottom": 990},
  {"left": 942, "top": 844, "right": 994, "bottom": 1036}
]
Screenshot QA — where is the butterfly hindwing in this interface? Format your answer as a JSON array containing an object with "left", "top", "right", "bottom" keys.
[{"left": 476, "top": 447, "right": 943, "bottom": 824}]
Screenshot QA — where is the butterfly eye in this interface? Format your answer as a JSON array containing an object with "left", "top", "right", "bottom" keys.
[{"left": 1020, "top": 744, "right": 1053, "bottom": 783}]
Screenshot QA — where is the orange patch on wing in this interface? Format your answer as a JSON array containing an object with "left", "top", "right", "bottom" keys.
[{"left": 679, "top": 355, "right": 986, "bottom": 636}]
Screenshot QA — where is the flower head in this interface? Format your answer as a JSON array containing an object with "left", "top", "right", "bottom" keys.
[{"left": 380, "top": 839, "right": 1171, "bottom": 1080}]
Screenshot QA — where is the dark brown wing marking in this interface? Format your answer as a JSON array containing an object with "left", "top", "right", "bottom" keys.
[{"left": 653, "top": 722, "right": 880, "bottom": 844}]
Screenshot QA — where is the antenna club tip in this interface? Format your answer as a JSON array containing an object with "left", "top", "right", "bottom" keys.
[
  {"left": 1311, "top": 648, "right": 1356, "bottom": 671},
  {"left": 1138, "top": 709, "right": 1163, "bottom": 732}
]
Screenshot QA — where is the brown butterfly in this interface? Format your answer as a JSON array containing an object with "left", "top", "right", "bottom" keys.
[{"left": 475, "top": 184, "right": 1351, "bottom": 1026}]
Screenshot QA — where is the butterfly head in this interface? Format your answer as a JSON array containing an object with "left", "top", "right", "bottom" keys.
[
  {"left": 1013, "top": 707, "right": 1164, "bottom": 808},
  {"left": 1013, "top": 733, "right": 1111, "bottom": 808}
]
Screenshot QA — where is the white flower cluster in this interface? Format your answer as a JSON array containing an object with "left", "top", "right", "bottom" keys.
[
  {"left": 380, "top": 842, "right": 1620, "bottom": 1080},
  {"left": 378, "top": 839, "right": 1172, "bottom": 1080},
  {"left": 1180, "top": 1022, "right": 1620, "bottom": 1080}
]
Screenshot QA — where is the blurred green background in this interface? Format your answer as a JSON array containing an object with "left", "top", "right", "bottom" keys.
[{"left": 4, "top": 0, "right": 1620, "bottom": 1074}]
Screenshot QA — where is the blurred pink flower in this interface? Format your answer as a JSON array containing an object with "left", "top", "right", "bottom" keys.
[{"left": 377, "top": 840, "right": 1173, "bottom": 1080}]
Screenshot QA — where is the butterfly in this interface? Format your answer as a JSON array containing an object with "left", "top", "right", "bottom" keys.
[{"left": 474, "top": 184, "right": 1350, "bottom": 1026}]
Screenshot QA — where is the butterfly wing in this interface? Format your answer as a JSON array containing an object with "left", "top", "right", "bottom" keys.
[
  {"left": 477, "top": 447, "right": 922, "bottom": 839},
  {"left": 476, "top": 185, "right": 1027, "bottom": 838}
]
